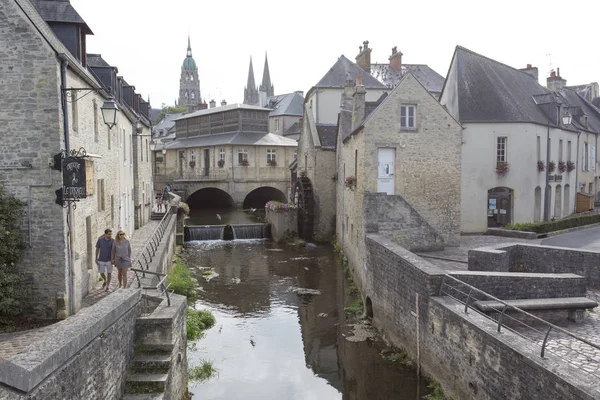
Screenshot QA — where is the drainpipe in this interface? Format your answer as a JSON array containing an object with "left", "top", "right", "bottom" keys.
[
  {"left": 543, "top": 121, "right": 551, "bottom": 221},
  {"left": 575, "top": 131, "right": 581, "bottom": 213},
  {"left": 59, "top": 53, "right": 75, "bottom": 316}
]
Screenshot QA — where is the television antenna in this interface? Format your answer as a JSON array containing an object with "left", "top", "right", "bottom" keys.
[{"left": 546, "top": 53, "right": 553, "bottom": 75}]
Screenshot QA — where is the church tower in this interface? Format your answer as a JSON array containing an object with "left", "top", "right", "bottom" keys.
[
  {"left": 178, "top": 36, "right": 201, "bottom": 111},
  {"left": 259, "top": 52, "right": 274, "bottom": 106},
  {"left": 244, "top": 57, "right": 259, "bottom": 105}
]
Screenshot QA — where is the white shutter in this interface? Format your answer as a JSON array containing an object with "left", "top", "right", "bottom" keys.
[
  {"left": 592, "top": 146, "right": 596, "bottom": 171},
  {"left": 583, "top": 145, "right": 586, "bottom": 171}
]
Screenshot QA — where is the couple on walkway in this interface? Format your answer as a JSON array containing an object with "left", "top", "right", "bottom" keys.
[{"left": 95, "top": 228, "right": 132, "bottom": 291}]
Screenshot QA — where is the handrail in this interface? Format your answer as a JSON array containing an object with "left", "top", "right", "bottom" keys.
[
  {"left": 133, "top": 208, "right": 174, "bottom": 273},
  {"left": 131, "top": 268, "right": 171, "bottom": 306},
  {"left": 440, "top": 274, "right": 600, "bottom": 372}
]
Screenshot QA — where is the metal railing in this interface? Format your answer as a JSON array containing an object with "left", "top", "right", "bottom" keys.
[
  {"left": 134, "top": 207, "right": 174, "bottom": 272},
  {"left": 130, "top": 268, "right": 171, "bottom": 306},
  {"left": 440, "top": 274, "right": 600, "bottom": 377}
]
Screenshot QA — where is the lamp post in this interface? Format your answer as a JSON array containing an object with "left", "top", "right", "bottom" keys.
[{"left": 100, "top": 97, "right": 119, "bottom": 129}]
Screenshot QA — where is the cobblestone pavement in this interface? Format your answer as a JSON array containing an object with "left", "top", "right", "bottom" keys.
[{"left": 0, "top": 220, "right": 162, "bottom": 360}]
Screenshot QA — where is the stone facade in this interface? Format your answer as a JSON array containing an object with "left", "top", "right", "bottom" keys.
[{"left": 337, "top": 73, "right": 462, "bottom": 283}]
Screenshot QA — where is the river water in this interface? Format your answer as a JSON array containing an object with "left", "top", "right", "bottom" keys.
[{"left": 183, "top": 211, "right": 430, "bottom": 400}]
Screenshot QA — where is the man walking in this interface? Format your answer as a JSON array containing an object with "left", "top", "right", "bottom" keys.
[{"left": 95, "top": 228, "right": 114, "bottom": 292}]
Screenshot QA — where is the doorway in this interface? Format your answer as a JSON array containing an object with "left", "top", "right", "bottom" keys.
[
  {"left": 377, "top": 148, "right": 395, "bottom": 195},
  {"left": 487, "top": 187, "right": 513, "bottom": 227},
  {"left": 204, "top": 149, "right": 210, "bottom": 176}
]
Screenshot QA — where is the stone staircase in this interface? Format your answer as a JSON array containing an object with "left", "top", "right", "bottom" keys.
[
  {"left": 151, "top": 212, "right": 166, "bottom": 221},
  {"left": 123, "top": 348, "right": 172, "bottom": 399}
]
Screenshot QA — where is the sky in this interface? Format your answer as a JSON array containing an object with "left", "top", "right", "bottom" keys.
[{"left": 70, "top": 0, "right": 600, "bottom": 110}]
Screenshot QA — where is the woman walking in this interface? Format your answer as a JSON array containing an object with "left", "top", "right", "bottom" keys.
[{"left": 111, "top": 230, "right": 132, "bottom": 289}]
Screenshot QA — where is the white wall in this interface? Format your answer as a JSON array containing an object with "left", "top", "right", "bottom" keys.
[
  {"left": 307, "top": 88, "right": 388, "bottom": 125},
  {"left": 461, "top": 122, "right": 578, "bottom": 233}
]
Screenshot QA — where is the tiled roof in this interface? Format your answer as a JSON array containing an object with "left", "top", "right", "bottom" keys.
[
  {"left": 268, "top": 92, "right": 304, "bottom": 117},
  {"left": 371, "top": 63, "right": 444, "bottom": 94},
  {"left": 315, "top": 56, "right": 386, "bottom": 89},
  {"left": 164, "top": 132, "right": 298, "bottom": 150},
  {"left": 30, "top": 0, "right": 92, "bottom": 34}
]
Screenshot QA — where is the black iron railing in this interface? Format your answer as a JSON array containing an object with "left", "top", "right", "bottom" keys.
[{"left": 134, "top": 207, "right": 174, "bottom": 271}]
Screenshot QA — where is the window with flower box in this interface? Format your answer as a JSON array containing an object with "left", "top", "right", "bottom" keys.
[
  {"left": 267, "top": 149, "right": 277, "bottom": 166},
  {"left": 238, "top": 149, "right": 248, "bottom": 165}
]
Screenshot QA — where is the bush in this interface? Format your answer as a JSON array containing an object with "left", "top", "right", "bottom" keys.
[
  {"left": 0, "top": 186, "right": 27, "bottom": 318},
  {"left": 187, "top": 308, "right": 216, "bottom": 341},
  {"left": 504, "top": 213, "right": 600, "bottom": 233},
  {"left": 168, "top": 262, "right": 197, "bottom": 300},
  {"left": 189, "top": 359, "right": 218, "bottom": 382}
]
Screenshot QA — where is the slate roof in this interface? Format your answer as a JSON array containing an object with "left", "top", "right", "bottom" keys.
[
  {"left": 164, "top": 132, "right": 298, "bottom": 150},
  {"left": 87, "top": 54, "right": 112, "bottom": 68},
  {"left": 557, "top": 89, "right": 600, "bottom": 133},
  {"left": 268, "top": 92, "right": 304, "bottom": 117},
  {"left": 315, "top": 56, "right": 387, "bottom": 89},
  {"left": 175, "top": 103, "right": 270, "bottom": 121},
  {"left": 593, "top": 98, "right": 600, "bottom": 109},
  {"left": 30, "top": 0, "right": 92, "bottom": 34},
  {"left": 342, "top": 92, "right": 390, "bottom": 142},
  {"left": 316, "top": 124, "right": 338, "bottom": 148},
  {"left": 153, "top": 113, "right": 184, "bottom": 138},
  {"left": 283, "top": 122, "right": 301, "bottom": 136},
  {"left": 445, "top": 46, "right": 554, "bottom": 124},
  {"left": 371, "top": 63, "right": 444, "bottom": 94}
]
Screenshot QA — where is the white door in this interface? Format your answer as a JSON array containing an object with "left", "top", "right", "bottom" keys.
[{"left": 377, "top": 148, "right": 395, "bottom": 194}]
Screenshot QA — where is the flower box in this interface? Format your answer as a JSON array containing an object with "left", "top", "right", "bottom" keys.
[
  {"left": 265, "top": 200, "right": 297, "bottom": 212},
  {"left": 188, "top": 161, "right": 196, "bottom": 168},
  {"left": 496, "top": 162, "right": 509, "bottom": 176},
  {"left": 567, "top": 161, "right": 575, "bottom": 172},
  {"left": 537, "top": 160, "right": 545, "bottom": 172},
  {"left": 345, "top": 176, "right": 357, "bottom": 189},
  {"left": 558, "top": 161, "right": 566, "bottom": 173},
  {"left": 548, "top": 161, "right": 556, "bottom": 173},
  {"left": 239, "top": 159, "right": 249, "bottom": 166},
  {"left": 267, "top": 159, "right": 277, "bottom": 167},
  {"left": 218, "top": 159, "right": 225, "bottom": 168}
]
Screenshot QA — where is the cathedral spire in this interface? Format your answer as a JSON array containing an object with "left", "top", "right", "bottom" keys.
[
  {"left": 247, "top": 57, "right": 256, "bottom": 91},
  {"left": 244, "top": 56, "right": 259, "bottom": 105},
  {"left": 260, "top": 52, "right": 274, "bottom": 97},
  {"left": 187, "top": 35, "right": 192, "bottom": 57}
]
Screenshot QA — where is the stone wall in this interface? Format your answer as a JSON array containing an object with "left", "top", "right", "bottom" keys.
[
  {"left": 468, "top": 243, "right": 600, "bottom": 288},
  {"left": 266, "top": 208, "right": 298, "bottom": 243},
  {"left": 361, "top": 234, "right": 600, "bottom": 400}
]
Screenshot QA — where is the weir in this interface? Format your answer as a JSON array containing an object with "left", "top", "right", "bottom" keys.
[{"left": 185, "top": 224, "right": 269, "bottom": 241}]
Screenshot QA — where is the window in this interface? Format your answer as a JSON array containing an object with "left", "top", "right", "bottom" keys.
[
  {"left": 559, "top": 139, "right": 563, "bottom": 162},
  {"left": 400, "top": 105, "right": 416, "bottom": 129},
  {"left": 191, "top": 91, "right": 195, "bottom": 100},
  {"left": 590, "top": 183, "right": 594, "bottom": 194},
  {"left": 267, "top": 149, "right": 276, "bottom": 165},
  {"left": 145, "top": 139, "right": 149, "bottom": 162},
  {"left": 190, "top": 151, "right": 196, "bottom": 163},
  {"left": 536, "top": 136, "right": 541, "bottom": 161},
  {"left": 567, "top": 141, "right": 572, "bottom": 162},
  {"left": 93, "top": 100, "right": 99, "bottom": 142},
  {"left": 496, "top": 137, "right": 507, "bottom": 163},
  {"left": 583, "top": 143, "right": 589, "bottom": 171},
  {"left": 123, "top": 129, "right": 127, "bottom": 162},
  {"left": 71, "top": 95, "right": 78, "bottom": 132},
  {"left": 190, "top": 74, "right": 194, "bottom": 81},
  {"left": 97, "top": 179, "right": 105, "bottom": 211},
  {"left": 238, "top": 149, "right": 248, "bottom": 164},
  {"left": 275, "top": 119, "right": 280, "bottom": 131},
  {"left": 219, "top": 148, "right": 225, "bottom": 161}
]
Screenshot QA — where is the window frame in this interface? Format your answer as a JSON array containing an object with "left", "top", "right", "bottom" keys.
[
  {"left": 496, "top": 137, "right": 508, "bottom": 163},
  {"left": 238, "top": 148, "right": 248, "bottom": 165},
  {"left": 400, "top": 105, "right": 416, "bottom": 130}
]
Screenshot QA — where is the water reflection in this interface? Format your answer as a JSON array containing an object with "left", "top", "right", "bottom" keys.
[{"left": 184, "top": 240, "right": 429, "bottom": 399}]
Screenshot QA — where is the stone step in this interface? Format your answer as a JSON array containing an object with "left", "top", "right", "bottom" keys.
[
  {"left": 125, "top": 373, "right": 168, "bottom": 394},
  {"left": 130, "top": 353, "right": 171, "bottom": 373},
  {"left": 122, "top": 393, "right": 164, "bottom": 400},
  {"left": 135, "top": 343, "right": 174, "bottom": 353}
]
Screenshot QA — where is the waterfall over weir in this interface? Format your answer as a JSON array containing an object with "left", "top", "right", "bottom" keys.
[{"left": 185, "top": 224, "right": 269, "bottom": 241}]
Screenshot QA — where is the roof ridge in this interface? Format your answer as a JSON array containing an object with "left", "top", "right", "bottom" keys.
[{"left": 455, "top": 45, "right": 537, "bottom": 81}]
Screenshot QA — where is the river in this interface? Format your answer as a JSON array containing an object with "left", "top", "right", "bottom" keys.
[{"left": 183, "top": 210, "right": 431, "bottom": 399}]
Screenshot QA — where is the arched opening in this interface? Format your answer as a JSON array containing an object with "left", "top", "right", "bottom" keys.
[
  {"left": 487, "top": 187, "right": 513, "bottom": 227},
  {"left": 534, "top": 186, "right": 542, "bottom": 222},
  {"left": 365, "top": 296, "right": 373, "bottom": 319},
  {"left": 187, "top": 188, "right": 234, "bottom": 209},
  {"left": 243, "top": 187, "right": 287, "bottom": 209},
  {"left": 564, "top": 184, "right": 571, "bottom": 216},
  {"left": 554, "top": 185, "right": 562, "bottom": 219}
]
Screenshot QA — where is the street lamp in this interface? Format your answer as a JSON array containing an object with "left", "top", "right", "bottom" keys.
[
  {"left": 562, "top": 112, "right": 572, "bottom": 126},
  {"left": 100, "top": 97, "right": 119, "bottom": 130}
]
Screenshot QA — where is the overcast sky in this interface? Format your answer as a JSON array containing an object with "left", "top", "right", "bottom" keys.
[{"left": 71, "top": 0, "right": 600, "bottom": 110}]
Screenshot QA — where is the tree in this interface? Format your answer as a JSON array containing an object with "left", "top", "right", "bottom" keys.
[
  {"left": 0, "top": 186, "right": 28, "bottom": 318},
  {"left": 153, "top": 104, "right": 187, "bottom": 124}
]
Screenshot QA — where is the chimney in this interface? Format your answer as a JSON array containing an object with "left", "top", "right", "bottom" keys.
[
  {"left": 547, "top": 68, "right": 567, "bottom": 91},
  {"left": 351, "top": 76, "right": 366, "bottom": 131},
  {"left": 209, "top": 99, "right": 216, "bottom": 108},
  {"left": 338, "top": 78, "right": 356, "bottom": 143},
  {"left": 389, "top": 46, "right": 403, "bottom": 72},
  {"left": 355, "top": 40, "right": 371, "bottom": 73},
  {"left": 519, "top": 64, "right": 538, "bottom": 82},
  {"left": 295, "top": 90, "right": 304, "bottom": 97},
  {"left": 221, "top": 99, "right": 227, "bottom": 106}
]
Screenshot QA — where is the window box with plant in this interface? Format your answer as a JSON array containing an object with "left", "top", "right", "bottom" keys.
[
  {"left": 239, "top": 159, "right": 249, "bottom": 166},
  {"left": 345, "top": 176, "right": 357, "bottom": 190},
  {"left": 218, "top": 159, "right": 225, "bottom": 168},
  {"left": 267, "top": 159, "right": 277, "bottom": 167},
  {"left": 188, "top": 161, "right": 195, "bottom": 168},
  {"left": 537, "top": 160, "right": 545, "bottom": 172},
  {"left": 558, "top": 161, "right": 566, "bottom": 173},
  {"left": 548, "top": 160, "right": 556, "bottom": 173},
  {"left": 496, "top": 162, "right": 509, "bottom": 176},
  {"left": 567, "top": 160, "right": 575, "bottom": 172}
]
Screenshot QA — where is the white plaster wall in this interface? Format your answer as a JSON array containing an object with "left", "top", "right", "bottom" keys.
[
  {"left": 311, "top": 88, "right": 388, "bottom": 125},
  {"left": 461, "top": 122, "right": 578, "bottom": 233}
]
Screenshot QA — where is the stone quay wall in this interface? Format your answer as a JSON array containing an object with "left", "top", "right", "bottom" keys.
[
  {"left": 360, "top": 234, "right": 600, "bottom": 400},
  {"left": 468, "top": 243, "right": 600, "bottom": 288},
  {"left": 266, "top": 208, "right": 298, "bottom": 243}
]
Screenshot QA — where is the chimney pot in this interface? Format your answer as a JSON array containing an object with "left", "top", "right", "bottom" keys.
[
  {"left": 356, "top": 76, "right": 363, "bottom": 86},
  {"left": 527, "top": 64, "right": 532, "bottom": 68},
  {"left": 550, "top": 70, "right": 556, "bottom": 78},
  {"left": 221, "top": 99, "right": 227, "bottom": 106},
  {"left": 557, "top": 67, "right": 560, "bottom": 77}
]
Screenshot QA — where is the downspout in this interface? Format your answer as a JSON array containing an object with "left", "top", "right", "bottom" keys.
[
  {"left": 59, "top": 53, "right": 75, "bottom": 316},
  {"left": 575, "top": 131, "right": 581, "bottom": 213}
]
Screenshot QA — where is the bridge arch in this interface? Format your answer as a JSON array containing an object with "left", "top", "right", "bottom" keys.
[
  {"left": 187, "top": 187, "right": 234, "bottom": 209},
  {"left": 243, "top": 187, "right": 287, "bottom": 209}
]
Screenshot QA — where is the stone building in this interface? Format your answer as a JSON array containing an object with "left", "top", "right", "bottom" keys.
[
  {"left": 0, "top": 0, "right": 152, "bottom": 317},
  {"left": 439, "top": 46, "right": 600, "bottom": 232},
  {"left": 337, "top": 74, "right": 462, "bottom": 286},
  {"left": 294, "top": 54, "right": 388, "bottom": 241},
  {"left": 178, "top": 36, "right": 207, "bottom": 112},
  {"left": 266, "top": 91, "right": 304, "bottom": 140},
  {"left": 244, "top": 53, "right": 274, "bottom": 107},
  {"left": 161, "top": 103, "right": 297, "bottom": 208}
]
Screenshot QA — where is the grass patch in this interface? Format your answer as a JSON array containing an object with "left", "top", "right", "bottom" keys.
[
  {"left": 505, "top": 213, "right": 600, "bottom": 233},
  {"left": 168, "top": 262, "right": 197, "bottom": 300},
  {"left": 380, "top": 347, "right": 414, "bottom": 367},
  {"left": 423, "top": 381, "right": 448, "bottom": 400},
  {"left": 189, "top": 359, "right": 218, "bottom": 382},
  {"left": 202, "top": 270, "right": 212, "bottom": 276},
  {"left": 344, "top": 298, "right": 363, "bottom": 315},
  {"left": 187, "top": 308, "right": 216, "bottom": 341}
]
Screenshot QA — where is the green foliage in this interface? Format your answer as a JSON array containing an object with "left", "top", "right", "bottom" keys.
[
  {"left": 153, "top": 104, "right": 187, "bottom": 124},
  {"left": 0, "top": 186, "right": 28, "bottom": 318},
  {"left": 504, "top": 213, "right": 600, "bottom": 233},
  {"left": 189, "top": 359, "right": 218, "bottom": 382},
  {"left": 278, "top": 230, "right": 303, "bottom": 245},
  {"left": 187, "top": 308, "right": 216, "bottom": 341},
  {"left": 381, "top": 347, "right": 414, "bottom": 367},
  {"left": 344, "top": 298, "right": 363, "bottom": 315},
  {"left": 423, "top": 381, "right": 448, "bottom": 400},
  {"left": 168, "top": 262, "right": 197, "bottom": 300}
]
